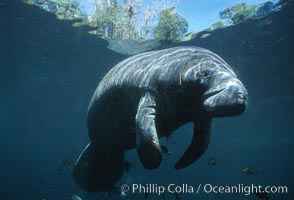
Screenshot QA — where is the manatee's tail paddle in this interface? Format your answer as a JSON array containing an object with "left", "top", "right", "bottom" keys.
[{"left": 73, "top": 142, "right": 125, "bottom": 192}]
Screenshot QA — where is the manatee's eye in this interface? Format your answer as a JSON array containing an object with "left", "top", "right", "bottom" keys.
[{"left": 199, "top": 68, "right": 213, "bottom": 77}]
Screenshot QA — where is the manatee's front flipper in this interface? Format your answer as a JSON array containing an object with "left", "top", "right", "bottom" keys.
[
  {"left": 136, "top": 92, "right": 162, "bottom": 169},
  {"left": 175, "top": 117, "right": 211, "bottom": 169},
  {"left": 73, "top": 142, "right": 124, "bottom": 192}
]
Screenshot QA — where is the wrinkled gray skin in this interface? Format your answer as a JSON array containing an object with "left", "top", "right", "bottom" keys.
[{"left": 73, "top": 47, "right": 248, "bottom": 192}]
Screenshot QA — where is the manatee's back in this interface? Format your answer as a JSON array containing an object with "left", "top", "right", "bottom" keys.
[
  {"left": 92, "top": 46, "right": 232, "bottom": 99},
  {"left": 88, "top": 47, "right": 198, "bottom": 139},
  {"left": 90, "top": 46, "right": 199, "bottom": 103}
]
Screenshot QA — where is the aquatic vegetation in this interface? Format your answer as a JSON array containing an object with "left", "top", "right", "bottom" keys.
[{"left": 254, "top": 187, "right": 271, "bottom": 200}]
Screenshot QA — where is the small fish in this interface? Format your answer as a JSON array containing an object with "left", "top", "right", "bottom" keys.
[
  {"left": 207, "top": 158, "right": 216, "bottom": 166},
  {"left": 255, "top": 188, "right": 270, "bottom": 200},
  {"left": 62, "top": 159, "right": 74, "bottom": 166},
  {"left": 120, "top": 191, "right": 127, "bottom": 197},
  {"left": 98, "top": 191, "right": 113, "bottom": 199},
  {"left": 160, "top": 145, "right": 171, "bottom": 155},
  {"left": 48, "top": 180, "right": 55, "bottom": 187},
  {"left": 243, "top": 166, "right": 257, "bottom": 175},
  {"left": 124, "top": 160, "right": 136, "bottom": 172},
  {"left": 68, "top": 195, "right": 82, "bottom": 200},
  {"left": 58, "top": 159, "right": 74, "bottom": 172},
  {"left": 144, "top": 192, "right": 148, "bottom": 199},
  {"left": 98, "top": 189, "right": 120, "bottom": 199},
  {"left": 174, "top": 193, "right": 180, "bottom": 200}
]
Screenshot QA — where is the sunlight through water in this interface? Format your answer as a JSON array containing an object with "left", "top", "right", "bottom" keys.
[{"left": 23, "top": 0, "right": 283, "bottom": 54}]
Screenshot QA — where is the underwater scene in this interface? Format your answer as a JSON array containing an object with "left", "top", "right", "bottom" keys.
[{"left": 0, "top": 0, "right": 293, "bottom": 199}]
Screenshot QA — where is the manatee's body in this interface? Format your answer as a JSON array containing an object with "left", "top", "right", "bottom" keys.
[
  {"left": 73, "top": 47, "right": 248, "bottom": 192},
  {"left": 88, "top": 47, "right": 211, "bottom": 148}
]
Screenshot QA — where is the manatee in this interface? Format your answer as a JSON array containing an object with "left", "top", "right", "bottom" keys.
[{"left": 73, "top": 46, "right": 248, "bottom": 192}]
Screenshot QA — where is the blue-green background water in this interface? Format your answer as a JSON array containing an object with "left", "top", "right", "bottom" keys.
[{"left": 0, "top": 0, "right": 293, "bottom": 199}]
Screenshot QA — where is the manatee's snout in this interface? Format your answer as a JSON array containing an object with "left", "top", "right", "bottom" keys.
[
  {"left": 203, "top": 79, "right": 248, "bottom": 117},
  {"left": 224, "top": 82, "right": 247, "bottom": 114}
]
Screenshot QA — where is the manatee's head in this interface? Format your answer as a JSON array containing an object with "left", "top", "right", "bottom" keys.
[{"left": 182, "top": 60, "right": 248, "bottom": 118}]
